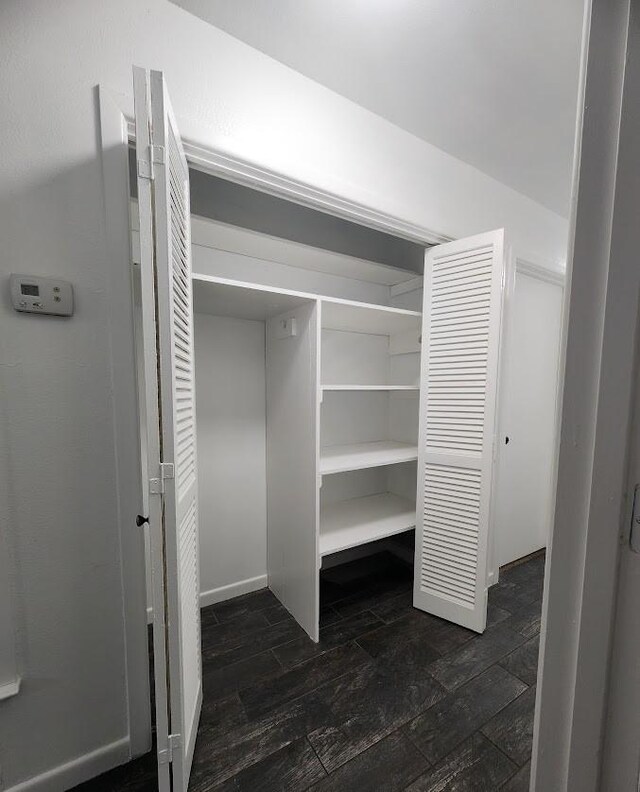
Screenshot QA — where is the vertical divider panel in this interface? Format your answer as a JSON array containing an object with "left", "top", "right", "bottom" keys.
[{"left": 266, "top": 300, "right": 320, "bottom": 641}]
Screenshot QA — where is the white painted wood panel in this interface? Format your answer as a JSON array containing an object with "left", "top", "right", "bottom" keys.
[
  {"left": 194, "top": 314, "right": 267, "bottom": 600},
  {"left": 135, "top": 68, "right": 202, "bottom": 792},
  {"left": 266, "top": 301, "right": 320, "bottom": 641},
  {"left": 414, "top": 230, "right": 506, "bottom": 633},
  {"left": 133, "top": 68, "right": 172, "bottom": 792},
  {"left": 494, "top": 272, "right": 563, "bottom": 565},
  {"left": 321, "top": 329, "right": 420, "bottom": 389},
  {"left": 321, "top": 330, "right": 390, "bottom": 386},
  {"left": 321, "top": 391, "right": 389, "bottom": 447}
]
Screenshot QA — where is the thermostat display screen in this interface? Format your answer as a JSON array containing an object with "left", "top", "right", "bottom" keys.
[{"left": 21, "top": 284, "right": 39, "bottom": 296}]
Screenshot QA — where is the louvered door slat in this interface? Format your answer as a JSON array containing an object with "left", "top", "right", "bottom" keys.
[{"left": 413, "top": 230, "right": 506, "bottom": 633}]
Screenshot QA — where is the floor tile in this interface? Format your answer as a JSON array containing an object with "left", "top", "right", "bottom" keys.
[
  {"left": 319, "top": 605, "right": 343, "bottom": 627},
  {"left": 200, "top": 693, "right": 247, "bottom": 740},
  {"left": 487, "top": 603, "right": 511, "bottom": 627},
  {"left": 489, "top": 576, "right": 543, "bottom": 615},
  {"left": 207, "top": 737, "right": 326, "bottom": 792},
  {"left": 202, "top": 616, "right": 306, "bottom": 670},
  {"left": 200, "top": 611, "right": 271, "bottom": 655},
  {"left": 500, "top": 761, "right": 531, "bottom": 791},
  {"left": 191, "top": 696, "right": 333, "bottom": 788},
  {"left": 309, "top": 731, "right": 428, "bottom": 792},
  {"left": 506, "top": 599, "right": 542, "bottom": 639},
  {"left": 405, "top": 732, "right": 517, "bottom": 791},
  {"left": 499, "top": 635, "right": 540, "bottom": 686},
  {"left": 320, "top": 552, "right": 408, "bottom": 605},
  {"left": 331, "top": 577, "right": 412, "bottom": 621},
  {"left": 71, "top": 551, "right": 545, "bottom": 792},
  {"left": 263, "top": 603, "right": 295, "bottom": 626},
  {"left": 427, "top": 623, "right": 527, "bottom": 691},
  {"left": 203, "top": 650, "right": 281, "bottom": 702},
  {"left": 356, "top": 612, "right": 447, "bottom": 679},
  {"left": 481, "top": 686, "right": 537, "bottom": 766},
  {"left": 239, "top": 642, "right": 370, "bottom": 720},
  {"left": 357, "top": 610, "right": 472, "bottom": 662},
  {"left": 406, "top": 665, "right": 527, "bottom": 764},
  {"left": 308, "top": 662, "right": 445, "bottom": 772},
  {"left": 273, "top": 610, "right": 384, "bottom": 669},
  {"left": 369, "top": 589, "right": 414, "bottom": 623},
  {"left": 209, "top": 588, "right": 280, "bottom": 624}
]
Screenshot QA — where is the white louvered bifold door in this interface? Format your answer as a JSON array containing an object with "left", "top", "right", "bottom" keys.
[
  {"left": 413, "top": 230, "right": 506, "bottom": 633},
  {"left": 134, "top": 67, "right": 202, "bottom": 792}
]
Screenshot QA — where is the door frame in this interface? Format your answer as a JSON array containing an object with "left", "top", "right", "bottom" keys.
[
  {"left": 98, "top": 45, "right": 599, "bottom": 787},
  {"left": 493, "top": 259, "right": 565, "bottom": 570},
  {"left": 532, "top": 0, "right": 639, "bottom": 789}
]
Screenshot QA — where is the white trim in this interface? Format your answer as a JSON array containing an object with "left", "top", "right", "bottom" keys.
[
  {"left": 124, "top": 119, "right": 450, "bottom": 247},
  {"left": 6, "top": 738, "right": 130, "bottom": 792},
  {"left": 199, "top": 575, "right": 268, "bottom": 608},
  {"left": 98, "top": 88, "right": 152, "bottom": 759},
  {"left": 0, "top": 677, "right": 20, "bottom": 700},
  {"left": 146, "top": 575, "right": 272, "bottom": 619},
  {"left": 532, "top": 0, "right": 632, "bottom": 788},
  {"left": 516, "top": 257, "right": 566, "bottom": 287}
]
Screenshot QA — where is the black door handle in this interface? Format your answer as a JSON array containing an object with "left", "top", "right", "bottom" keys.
[{"left": 136, "top": 514, "right": 150, "bottom": 527}]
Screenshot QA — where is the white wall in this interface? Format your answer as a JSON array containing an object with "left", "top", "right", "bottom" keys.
[
  {"left": 0, "top": 0, "right": 569, "bottom": 788},
  {"left": 194, "top": 314, "right": 268, "bottom": 605}
]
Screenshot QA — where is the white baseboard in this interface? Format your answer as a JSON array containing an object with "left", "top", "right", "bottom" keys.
[
  {"left": 146, "top": 574, "right": 269, "bottom": 621},
  {"left": 199, "top": 574, "right": 268, "bottom": 608},
  {"left": 6, "top": 737, "right": 129, "bottom": 792}
]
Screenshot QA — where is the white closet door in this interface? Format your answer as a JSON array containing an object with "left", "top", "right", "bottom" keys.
[
  {"left": 414, "top": 230, "right": 506, "bottom": 633},
  {"left": 134, "top": 67, "right": 202, "bottom": 792}
]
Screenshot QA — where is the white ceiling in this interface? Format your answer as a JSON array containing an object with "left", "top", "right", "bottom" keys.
[{"left": 173, "top": 0, "right": 585, "bottom": 216}]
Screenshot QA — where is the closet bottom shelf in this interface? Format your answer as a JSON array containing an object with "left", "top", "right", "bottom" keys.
[{"left": 319, "top": 492, "right": 416, "bottom": 557}]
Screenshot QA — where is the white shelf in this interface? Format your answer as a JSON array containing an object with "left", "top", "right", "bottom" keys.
[
  {"left": 321, "top": 385, "right": 419, "bottom": 392},
  {"left": 320, "top": 440, "right": 418, "bottom": 475},
  {"left": 321, "top": 298, "right": 421, "bottom": 335},
  {"left": 320, "top": 492, "right": 416, "bottom": 556}
]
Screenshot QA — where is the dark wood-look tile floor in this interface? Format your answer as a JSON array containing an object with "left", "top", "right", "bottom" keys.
[{"left": 73, "top": 551, "right": 544, "bottom": 791}]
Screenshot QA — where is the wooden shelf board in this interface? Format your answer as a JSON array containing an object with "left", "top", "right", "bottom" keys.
[
  {"left": 322, "top": 384, "right": 419, "bottom": 392},
  {"left": 320, "top": 440, "right": 418, "bottom": 475},
  {"left": 320, "top": 492, "right": 416, "bottom": 556}
]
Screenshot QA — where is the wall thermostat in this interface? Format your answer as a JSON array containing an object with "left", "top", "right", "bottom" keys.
[{"left": 10, "top": 274, "right": 74, "bottom": 317}]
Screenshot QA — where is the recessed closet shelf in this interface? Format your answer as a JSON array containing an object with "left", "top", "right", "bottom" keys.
[
  {"left": 319, "top": 440, "right": 419, "bottom": 475},
  {"left": 320, "top": 492, "right": 416, "bottom": 556},
  {"left": 192, "top": 274, "right": 422, "bottom": 333}
]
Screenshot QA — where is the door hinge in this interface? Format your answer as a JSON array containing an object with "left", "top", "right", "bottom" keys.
[
  {"left": 137, "top": 144, "right": 165, "bottom": 180},
  {"left": 149, "top": 462, "right": 175, "bottom": 495},
  {"left": 158, "top": 733, "right": 181, "bottom": 765}
]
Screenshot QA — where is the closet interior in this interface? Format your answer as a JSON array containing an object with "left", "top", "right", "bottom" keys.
[{"left": 131, "top": 158, "right": 515, "bottom": 642}]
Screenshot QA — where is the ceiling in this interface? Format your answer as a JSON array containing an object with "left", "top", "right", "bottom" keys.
[{"left": 172, "top": 0, "right": 585, "bottom": 216}]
